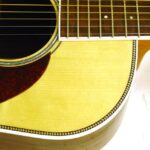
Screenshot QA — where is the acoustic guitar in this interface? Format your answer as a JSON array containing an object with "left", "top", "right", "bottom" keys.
[{"left": 0, "top": 0, "right": 149, "bottom": 149}]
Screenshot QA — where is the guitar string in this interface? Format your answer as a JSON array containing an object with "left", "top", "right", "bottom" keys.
[
  {"left": 61, "top": 33, "right": 150, "bottom": 35},
  {"left": 0, "top": 3, "right": 148, "bottom": 21},
  {"left": 73, "top": 0, "right": 145, "bottom": 1},
  {"left": 60, "top": 25, "right": 150, "bottom": 27},
  {"left": 0, "top": 18, "right": 149, "bottom": 21},
  {"left": 59, "top": 12, "right": 150, "bottom": 14},
  {"left": 0, "top": 0, "right": 148, "bottom": 6},
  {"left": 0, "top": 10, "right": 149, "bottom": 14},
  {"left": 62, "top": 33, "right": 150, "bottom": 35},
  {"left": 0, "top": 25, "right": 149, "bottom": 27},
  {"left": 0, "top": 4, "right": 149, "bottom": 7},
  {"left": 0, "top": 4, "right": 150, "bottom": 8},
  {"left": 0, "top": 33, "right": 150, "bottom": 36},
  {"left": 66, "top": 0, "right": 146, "bottom": 1},
  {"left": 0, "top": 2, "right": 149, "bottom": 35}
]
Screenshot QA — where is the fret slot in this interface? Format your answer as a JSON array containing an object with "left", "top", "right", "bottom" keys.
[
  {"left": 60, "top": 2, "right": 67, "bottom": 37},
  {"left": 138, "top": 1, "right": 150, "bottom": 6},
  {"left": 139, "top": 1, "right": 150, "bottom": 36},
  {"left": 90, "top": 1, "right": 99, "bottom": 36},
  {"left": 79, "top": 1, "right": 88, "bottom": 37},
  {"left": 113, "top": 1, "right": 125, "bottom": 36},
  {"left": 90, "top": 20, "right": 100, "bottom": 36},
  {"left": 136, "top": 0, "right": 140, "bottom": 37},
  {"left": 111, "top": 0, "right": 114, "bottom": 37},
  {"left": 87, "top": 0, "right": 90, "bottom": 38},
  {"left": 69, "top": 0, "right": 77, "bottom": 37},
  {"left": 123, "top": 0, "right": 128, "bottom": 37},
  {"left": 69, "top": 14, "right": 77, "bottom": 37},
  {"left": 114, "top": 14, "right": 126, "bottom": 36},
  {"left": 67, "top": 0, "right": 70, "bottom": 37},
  {"left": 77, "top": 0, "right": 80, "bottom": 37},
  {"left": 99, "top": 0, "right": 102, "bottom": 37},
  {"left": 101, "top": 1, "right": 112, "bottom": 36},
  {"left": 126, "top": 1, "right": 138, "bottom": 36}
]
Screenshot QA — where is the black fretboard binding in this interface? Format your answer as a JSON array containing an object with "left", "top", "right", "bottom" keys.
[{"left": 60, "top": 0, "right": 150, "bottom": 39}]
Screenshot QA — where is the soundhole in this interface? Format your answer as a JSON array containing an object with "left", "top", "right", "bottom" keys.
[{"left": 0, "top": 0, "right": 56, "bottom": 59}]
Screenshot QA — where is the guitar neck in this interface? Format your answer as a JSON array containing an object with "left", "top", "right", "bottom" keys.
[{"left": 60, "top": 0, "right": 150, "bottom": 40}]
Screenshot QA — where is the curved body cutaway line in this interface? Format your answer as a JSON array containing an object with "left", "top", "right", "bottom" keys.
[{"left": 0, "top": 40, "right": 136, "bottom": 139}]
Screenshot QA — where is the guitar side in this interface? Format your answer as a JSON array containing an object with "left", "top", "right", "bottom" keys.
[{"left": 138, "top": 40, "right": 150, "bottom": 67}]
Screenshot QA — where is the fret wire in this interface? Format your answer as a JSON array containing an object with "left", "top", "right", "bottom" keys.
[
  {"left": 99, "top": 0, "right": 102, "bottom": 37},
  {"left": 67, "top": 0, "right": 69, "bottom": 37},
  {"left": 111, "top": 0, "right": 114, "bottom": 37},
  {"left": 77, "top": 0, "right": 80, "bottom": 38},
  {"left": 136, "top": 0, "right": 140, "bottom": 37},
  {"left": 124, "top": 0, "right": 128, "bottom": 37},
  {"left": 87, "top": 0, "right": 90, "bottom": 38}
]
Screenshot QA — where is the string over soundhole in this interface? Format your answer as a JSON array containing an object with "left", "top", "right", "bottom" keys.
[{"left": 0, "top": 0, "right": 58, "bottom": 67}]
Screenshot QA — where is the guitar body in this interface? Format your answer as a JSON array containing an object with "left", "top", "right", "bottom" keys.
[
  {"left": 0, "top": 40, "right": 136, "bottom": 139},
  {"left": 0, "top": 0, "right": 150, "bottom": 149}
]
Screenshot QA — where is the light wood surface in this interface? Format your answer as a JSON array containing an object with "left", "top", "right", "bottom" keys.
[{"left": 0, "top": 41, "right": 133, "bottom": 133}]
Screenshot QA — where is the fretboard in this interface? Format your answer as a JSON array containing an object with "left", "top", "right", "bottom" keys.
[{"left": 59, "top": 0, "right": 150, "bottom": 40}]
